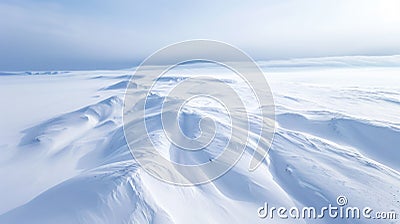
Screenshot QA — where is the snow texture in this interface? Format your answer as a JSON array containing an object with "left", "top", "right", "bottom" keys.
[{"left": 0, "top": 56, "right": 399, "bottom": 223}]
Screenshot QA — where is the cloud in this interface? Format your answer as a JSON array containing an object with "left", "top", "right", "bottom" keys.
[{"left": 1, "top": 0, "right": 400, "bottom": 70}]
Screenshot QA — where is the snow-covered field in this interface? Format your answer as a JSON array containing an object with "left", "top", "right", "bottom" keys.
[{"left": 0, "top": 56, "right": 399, "bottom": 223}]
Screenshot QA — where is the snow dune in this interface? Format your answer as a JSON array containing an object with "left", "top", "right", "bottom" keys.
[{"left": 0, "top": 57, "right": 399, "bottom": 223}]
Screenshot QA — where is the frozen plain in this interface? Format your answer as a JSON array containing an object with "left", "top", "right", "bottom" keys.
[{"left": 0, "top": 56, "right": 399, "bottom": 223}]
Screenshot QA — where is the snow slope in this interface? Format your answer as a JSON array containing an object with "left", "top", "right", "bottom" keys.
[{"left": 0, "top": 56, "right": 399, "bottom": 223}]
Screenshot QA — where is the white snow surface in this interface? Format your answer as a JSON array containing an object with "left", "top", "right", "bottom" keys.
[{"left": 0, "top": 57, "right": 399, "bottom": 223}]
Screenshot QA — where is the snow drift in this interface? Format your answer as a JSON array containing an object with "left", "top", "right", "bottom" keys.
[{"left": 0, "top": 56, "right": 399, "bottom": 223}]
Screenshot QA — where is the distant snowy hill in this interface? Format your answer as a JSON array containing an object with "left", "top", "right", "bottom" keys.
[{"left": 0, "top": 56, "right": 399, "bottom": 223}]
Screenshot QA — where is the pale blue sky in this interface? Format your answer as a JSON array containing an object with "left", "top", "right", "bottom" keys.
[{"left": 1, "top": 0, "right": 400, "bottom": 70}]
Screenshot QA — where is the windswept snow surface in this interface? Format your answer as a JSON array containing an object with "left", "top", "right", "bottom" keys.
[{"left": 0, "top": 57, "right": 399, "bottom": 223}]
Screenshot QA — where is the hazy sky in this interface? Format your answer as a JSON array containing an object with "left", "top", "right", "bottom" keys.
[{"left": 1, "top": 0, "right": 400, "bottom": 70}]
